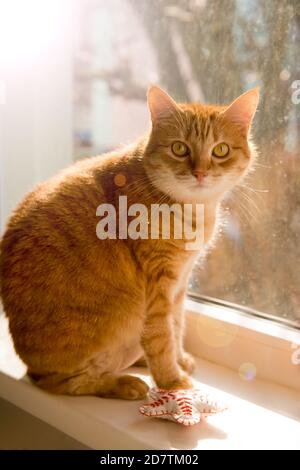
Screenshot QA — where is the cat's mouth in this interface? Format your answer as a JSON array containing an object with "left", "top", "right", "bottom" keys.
[
  {"left": 191, "top": 179, "right": 210, "bottom": 189},
  {"left": 177, "top": 175, "right": 211, "bottom": 189}
]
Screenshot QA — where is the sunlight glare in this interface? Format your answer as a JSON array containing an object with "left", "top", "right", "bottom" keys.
[{"left": 0, "top": 0, "right": 68, "bottom": 65}]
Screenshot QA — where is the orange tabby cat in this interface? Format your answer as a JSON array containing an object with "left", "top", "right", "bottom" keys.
[{"left": 0, "top": 86, "right": 259, "bottom": 399}]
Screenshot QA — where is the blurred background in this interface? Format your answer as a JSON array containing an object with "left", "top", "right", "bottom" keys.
[{"left": 0, "top": 0, "right": 300, "bottom": 324}]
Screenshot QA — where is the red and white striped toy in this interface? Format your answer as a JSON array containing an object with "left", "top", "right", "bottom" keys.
[{"left": 140, "top": 388, "right": 227, "bottom": 426}]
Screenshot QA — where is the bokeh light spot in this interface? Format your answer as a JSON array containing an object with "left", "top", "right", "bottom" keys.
[
  {"left": 114, "top": 173, "right": 127, "bottom": 187},
  {"left": 239, "top": 363, "right": 257, "bottom": 382}
]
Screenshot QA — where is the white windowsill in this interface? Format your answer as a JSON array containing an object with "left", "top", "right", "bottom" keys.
[
  {"left": 0, "top": 312, "right": 300, "bottom": 449},
  {"left": 0, "top": 360, "right": 300, "bottom": 450}
]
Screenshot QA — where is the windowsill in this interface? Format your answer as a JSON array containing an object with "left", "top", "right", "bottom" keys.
[
  {"left": 0, "top": 314, "right": 300, "bottom": 449},
  {"left": 0, "top": 360, "right": 300, "bottom": 450},
  {"left": 0, "top": 397, "right": 89, "bottom": 450}
]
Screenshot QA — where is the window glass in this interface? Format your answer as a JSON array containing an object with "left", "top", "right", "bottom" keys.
[{"left": 74, "top": 0, "right": 300, "bottom": 325}]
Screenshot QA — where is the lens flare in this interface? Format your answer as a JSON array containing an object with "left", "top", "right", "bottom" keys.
[{"left": 239, "top": 363, "right": 257, "bottom": 382}]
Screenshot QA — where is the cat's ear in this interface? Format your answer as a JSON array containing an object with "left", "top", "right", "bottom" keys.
[
  {"left": 222, "top": 88, "right": 260, "bottom": 135},
  {"left": 147, "top": 85, "right": 179, "bottom": 122}
]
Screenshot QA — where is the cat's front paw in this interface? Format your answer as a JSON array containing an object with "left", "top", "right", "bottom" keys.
[
  {"left": 169, "top": 373, "right": 194, "bottom": 390},
  {"left": 178, "top": 352, "right": 196, "bottom": 375},
  {"left": 158, "top": 372, "right": 193, "bottom": 391}
]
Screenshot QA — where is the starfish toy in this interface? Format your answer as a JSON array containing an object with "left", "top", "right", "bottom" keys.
[{"left": 139, "top": 388, "right": 227, "bottom": 426}]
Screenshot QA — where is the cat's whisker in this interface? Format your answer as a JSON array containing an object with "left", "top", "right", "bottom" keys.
[
  {"left": 234, "top": 200, "right": 255, "bottom": 225},
  {"left": 240, "top": 184, "right": 269, "bottom": 194},
  {"left": 252, "top": 162, "right": 271, "bottom": 169},
  {"left": 124, "top": 175, "right": 153, "bottom": 191},
  {"left": 229, "top": 187, "right": 259, "bottom": 224},
  {"left": 238, "top": 187, "right": 266, "bottom": 216},
  {"left": 238, "top": 194, "right": 260, "bottom": 221}
]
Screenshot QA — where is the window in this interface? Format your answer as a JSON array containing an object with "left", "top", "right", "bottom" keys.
[{"left": 74, "top": 0, "right": 300, "bottom": 326}]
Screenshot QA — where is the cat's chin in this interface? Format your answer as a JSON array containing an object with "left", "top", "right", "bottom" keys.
[
  {"left": 174, "top": 181, "right": 235, "bottom": 205},
  {"left": 168, "top": 185, "right": 219, "bottom": 204},
  {"left": 185, "top": 176, "right": 240, "bottom": 203}
]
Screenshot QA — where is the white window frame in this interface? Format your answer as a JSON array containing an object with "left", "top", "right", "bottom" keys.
[{"left": 185, "top": 296, "right": 300, "bottom": 392}]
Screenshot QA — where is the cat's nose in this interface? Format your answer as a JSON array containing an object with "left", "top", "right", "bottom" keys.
[{"left": 193, "top": 170, "right": 208, "bottom": 182}]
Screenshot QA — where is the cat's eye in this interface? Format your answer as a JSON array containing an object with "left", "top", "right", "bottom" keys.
[
  {"left": 171, "top": 141, "right": 189, "bottom": 157},
  {"left": 212, "top": 143, "right": 230, "bottom": 158}
]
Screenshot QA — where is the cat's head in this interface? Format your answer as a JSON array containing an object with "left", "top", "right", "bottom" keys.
[{"left": 144, "top": 85, "right": 259, "bottom": 203}]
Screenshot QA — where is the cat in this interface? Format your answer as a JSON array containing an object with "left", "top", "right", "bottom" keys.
[{"left": 0, "top": 85, "right": 259, "bottom": 399}]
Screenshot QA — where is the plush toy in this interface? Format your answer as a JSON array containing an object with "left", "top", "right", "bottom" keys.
[{"left": 140, "top": 388, "right": 227, "bottom": 426}]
